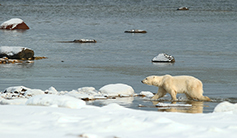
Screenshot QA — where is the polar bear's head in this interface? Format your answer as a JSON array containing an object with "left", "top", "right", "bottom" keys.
[{"left": 141, "top": 75, "right": 163, "bottom": 87}]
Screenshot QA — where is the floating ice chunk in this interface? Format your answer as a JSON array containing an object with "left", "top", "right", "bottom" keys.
[
  {"left": 152, "top": 53, "right": 175, "bottom": 63},
  {"left": 26, "top": 95, "right": 86, "bottom": 109},
  {"left": 139, "top": 91, "right": 154, "bottom": 98},
  {"left": 156, "top": 102, "right": 192, "bottom": 107},
  {"left": 99, "top": 83, "right": 134, "bottom": 97},
  {"left": 24, "top": 89, "right": 45, "bottom": 97},
  {"left": 213, "top": 101, "right": 237, "bottom": 113}
]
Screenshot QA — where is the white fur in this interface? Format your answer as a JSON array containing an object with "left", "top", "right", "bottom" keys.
[{"left": 142, "top": 74, "right": 211, "bottom": 101}]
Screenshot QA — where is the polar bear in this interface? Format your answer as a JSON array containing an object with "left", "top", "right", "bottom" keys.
[{"left": 141, "top": 74, "right": 211, "bottom": 101}]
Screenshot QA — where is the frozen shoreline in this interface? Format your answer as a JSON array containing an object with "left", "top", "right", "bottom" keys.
[
  {"left": 0, "top": 102, "right": 237, "bottom": 138},
  {"left": 0, "top": 85, "right": 237, "bottom": 138}
]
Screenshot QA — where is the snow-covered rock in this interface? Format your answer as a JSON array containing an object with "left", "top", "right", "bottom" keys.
[
  {"left": 26, "top": 95, "right": 86, "bottom": 109},
  {"left": 0, "top": 46, "right": 34, "bottom": 60},
  {"left": 213, "top": 101, "right": 237, "bottom": 113},
  {"left": 0, "top": 18, "right": 29, "bottom": 30},
  {"left": 152, "top": 53, "right": 175, "bottom": 63},
  {"left": 99, "top": 83, "right": 134, "bottom": 97}
]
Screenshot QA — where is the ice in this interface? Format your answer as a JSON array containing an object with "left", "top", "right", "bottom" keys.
[
  {"left": 213, "top": 101, "right": 237, "bottom": 113},
  {"left": 139, "top": 91, "right": 154, "bottom": 97},
  {"left": 99, "top": 83, "right": 134, "bottom": 97}
]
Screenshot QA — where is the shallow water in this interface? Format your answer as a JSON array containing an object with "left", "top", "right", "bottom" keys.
[{"left": 0, "top": 0, "right": 237, "bottom": 113}]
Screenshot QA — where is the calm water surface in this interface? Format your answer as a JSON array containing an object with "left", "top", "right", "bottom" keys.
[{"left": 0, "top": 0, "right": 237, "bottom": 113}]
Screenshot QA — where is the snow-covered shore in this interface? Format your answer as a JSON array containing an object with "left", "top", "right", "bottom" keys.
[
  {"left": 0, "top": 85, "right": 236, "bottom": 138},
  {"left": 0, "top": 102, "right": 236, "bottom": 138}
]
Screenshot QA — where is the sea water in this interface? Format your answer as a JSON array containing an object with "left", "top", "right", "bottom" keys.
[{"left": 0, "top": 0, "right": 237, "bottom": 113}]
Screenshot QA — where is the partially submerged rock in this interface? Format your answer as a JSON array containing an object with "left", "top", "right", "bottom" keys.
[
  {"left": 177, "top": 7, "right": 189, "bottom": 10},
  {"left": 152, "top": 53, "right": 175, "bottom": 63},
  {"left": 58, "top": 39, "right": 97, "bottom": 43},
  {"left": 0, "top": 18, "right": 29, "bottom": 30},
  {"left": 124, "top": 29, "right": 147, "bottom": 33},
  {"left": 0, "top": 46, "right": 47, "bottom": 64},
  {"left": 73, "top": 39, "right": 97, "bottom": 43},
  {"left": 0, "top": 46, "right": 34, "bottom": 60}
]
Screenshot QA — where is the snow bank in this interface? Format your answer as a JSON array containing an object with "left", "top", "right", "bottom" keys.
[
  {"left": 99, "top": 83, "right": 134, "bottom": 97},
  {"left": 213, "top": 101, "right": 237, "bottom": 113},
  {"left": 0, "top": 103, "right": 237, "bottom": 138},
  {"left": 26, "top": 95, "right": 86, "bottom": 109}
]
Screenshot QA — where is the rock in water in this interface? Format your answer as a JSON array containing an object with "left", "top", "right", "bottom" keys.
[
  {"left": 0, "top": 18, "right": 29, "bottom": 30},
  {"left": 124, "top": 29, "right": 147, "bottom": 33},
  {"left": 0, "top": 46, "right": 34, "bottom": 60},
  {"left": 152, "top": 53, "right": 175, "bottom": 63}
]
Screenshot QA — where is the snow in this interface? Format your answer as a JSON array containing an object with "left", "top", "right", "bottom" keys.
[
  {"left": 0, "top": 102, "right": 237, "bottom": 138},
  {"left": 1, "top": 85, "right": 237, "bottom": 138},
  {"left": 0, "top": 46, "right": 28, "bottom": 56},
  {"left": 0, "top": 18, "right": 23, "bottom": 29},
  {"left": 99, "top": 83, "right": 134, "bottom": 97},
  {"left": 26, "top": 95, "right": 86, "bottom": 109},
  {"left": 213, "top": 101, "right": 237, "bottom": 113}
]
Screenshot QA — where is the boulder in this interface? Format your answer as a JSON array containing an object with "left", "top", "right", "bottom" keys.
[
  {"left": 0, "top": 18, "right": 29, "bottom": 30},
  {"left": 152, "top": 53, "right": 175, "bottom": 63},
  {"left": 0, "top": 46, "right": 34, "bottom": 60}
]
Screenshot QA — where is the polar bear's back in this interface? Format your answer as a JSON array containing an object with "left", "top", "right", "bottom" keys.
[{"left": 163, "top": 75, "right": 203, "bottom": 94}]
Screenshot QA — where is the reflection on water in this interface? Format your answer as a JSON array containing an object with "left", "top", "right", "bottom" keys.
[
  {"left": 152, "top": 101, "right": 205, "bottom": 113},
  {"left": 152, "top": 62, "right": 174, "bottom": 67}
]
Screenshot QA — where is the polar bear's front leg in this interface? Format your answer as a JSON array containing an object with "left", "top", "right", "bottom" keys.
[{"left": 151, "top": 87, "right": 167, "bottom": 100}]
